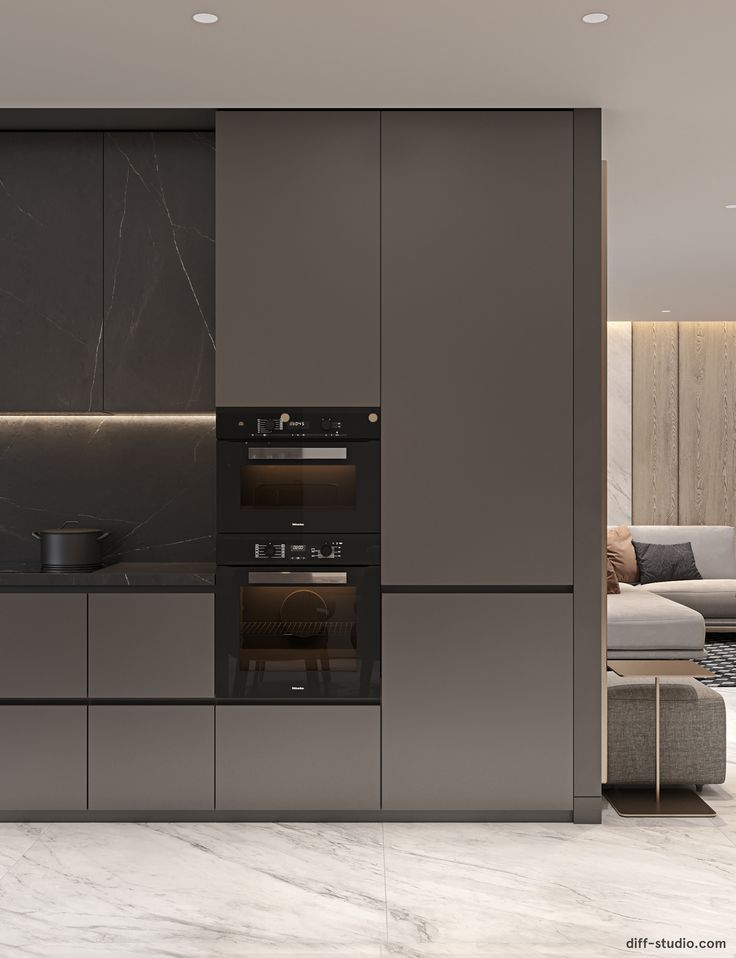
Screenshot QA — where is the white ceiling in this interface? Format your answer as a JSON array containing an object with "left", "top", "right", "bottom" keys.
[{"left": 1, "top": 0, "right": 735, "bottom": 323}]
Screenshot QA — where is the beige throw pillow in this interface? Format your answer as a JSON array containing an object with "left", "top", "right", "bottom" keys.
[
  {"left": 607, "top": 525, "right": 638, "bottom": 584},
  {"left": 606, "top": 557, "right": 621, "bottom": 594}
]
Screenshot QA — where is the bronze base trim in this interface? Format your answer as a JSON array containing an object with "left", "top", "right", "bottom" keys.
[{"left": 605, "top": 787, "right": 716, "bottom": 818}]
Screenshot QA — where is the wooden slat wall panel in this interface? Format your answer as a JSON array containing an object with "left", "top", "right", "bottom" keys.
[
  {"left": 678, "top": 322, "right": 736, "bottom": 524},
  {"left": 632, "top": 322, "right": 679, "bottom": 523}
]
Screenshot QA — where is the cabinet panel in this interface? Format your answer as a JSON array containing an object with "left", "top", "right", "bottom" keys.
[
  {"left": 381, "top": 594, "right": 573, "bottom": 811},
  {"left": 381, "top": 111, "right": 573, "bottom": 585},
  {"left": 89, "top": 706, "right": 214, "bottom": 810},
  {"left": 0, "top": 593, "right": 86, "bottom": 698},
  {"left": 216, "top": 706, "right": 380, "bottom": 810},
  {"left": 88, "top": 593, "right": 214, "bottom": 698},
  {"left": 0, "top": 132, "right": 103, "bottom": 411},
  {"left": 103, "top": 132, "right": 215, "bottom": 411},
  {"left": 216, "top": 111, "right": 380, "bottom": 407},
  {"left": 0, "top": 706, "right": 86, "bottom": 810}
]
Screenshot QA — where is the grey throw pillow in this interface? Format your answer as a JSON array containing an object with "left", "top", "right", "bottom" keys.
[{"left": 632, "top": 541, "right": 702, "bottom": 585}]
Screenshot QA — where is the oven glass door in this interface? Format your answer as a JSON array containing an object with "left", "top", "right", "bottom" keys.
[
  {"left": 216, "top": 567, "right": 380, "bottom": 702},
  {"left": 217, "top": 441, "right": 379, "bottom": 535}
]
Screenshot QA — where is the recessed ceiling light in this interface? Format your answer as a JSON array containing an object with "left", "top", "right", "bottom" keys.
[
  {"left": 726, "top": 204, "right": 736, "bottom": 209},
  {"left": 582, "top": 12, "right": 609, "bottom": 23},
  {"left": 661, "top": 309, "right": 672, "bottom": 314},
  {"left": 192, "top": 12, "right": 218, "bottom": 23}
]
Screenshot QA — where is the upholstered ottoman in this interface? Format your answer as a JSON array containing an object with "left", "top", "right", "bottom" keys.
[{"left": 607, "top": 673, "right": 726, "bottom": 786}]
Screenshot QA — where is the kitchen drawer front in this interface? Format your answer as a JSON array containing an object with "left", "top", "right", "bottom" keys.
[
  {"left": 88, "top": 593, "right": 214, "bottom": 698},
  {"left": 216, "top": 705, "right": 380, "bottom": 810},
  {"left": 0, "top": 705, "right": 87, "bottom": 810},
  {"left": 88, "top": 706, "right": 214, "bottom": 810},
  {"left": 0, "top": 593, "right": 87, "bottom": 698}
]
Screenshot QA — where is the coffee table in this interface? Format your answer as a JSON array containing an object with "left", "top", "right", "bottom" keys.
[{"left": 605, "top": 659, "right": 716, "bottom": 817}]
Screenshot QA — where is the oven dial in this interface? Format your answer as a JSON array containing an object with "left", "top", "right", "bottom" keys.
[
  {"left": 264, "top": 543, "right": 277, "bottom": 558},
  {"left": 319, "top": 542, "right": 333, "bottom": 558}
]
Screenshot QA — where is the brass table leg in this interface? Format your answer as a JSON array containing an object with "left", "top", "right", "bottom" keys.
[
  {"left": 605, "top": 672, "right": 716, "bottom": 817},
  {"left": 655, "top": 675, "right": 660, "bottom": 806}
]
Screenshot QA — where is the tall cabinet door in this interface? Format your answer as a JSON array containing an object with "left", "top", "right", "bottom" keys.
[
  {"left": 216, "top": 111, "right": 380, "bottom": 407},
  {"left": 0, "top": 133, "right": 103, "bottom": 411},
  {"left": 381, "top": 111, "right": 574, "bottom": 585},
  {"left": 381, "top": 593, "right": 573, "bottom": 812}
]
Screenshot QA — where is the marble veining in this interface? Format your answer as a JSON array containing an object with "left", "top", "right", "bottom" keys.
[
  {"left": 0, "top": 690, "right": 734, "bottom": 957},
  {"left": 607, "top": 322, "right": 632, "bottom": 525},
  {"left": 102, "top": 132, "right": 215, "bottom": 412},
  {"left": 0, "top": 132, "right": 104, "bottom": 411},
  {"left": 0, "top": 562, "right": 215, "bottom": 588}
]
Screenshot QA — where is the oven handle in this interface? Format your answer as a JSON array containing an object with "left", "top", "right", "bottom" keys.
[
  {"left": 248, "top": 571, "right": 349, "bottom": 585},
  {"left": 247, "top": 447, "right": 348, "bottom": 460}
]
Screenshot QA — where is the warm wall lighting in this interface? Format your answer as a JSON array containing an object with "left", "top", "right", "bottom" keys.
[
  {"left": 192, "top": 12, "right": 218, "bottom": 23},
  {"left": 582, "top": 12, "right": 609, "bottom": 23},
  {"left": 726, "top": 205, "right": 736, "bottom": 209},
  {"left": 0, "top": 413, "right": 215, "bottom": 421}
]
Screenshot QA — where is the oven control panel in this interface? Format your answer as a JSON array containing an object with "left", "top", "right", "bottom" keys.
[
  {"left": 255, "top": 541, "right": 344, "bottom": 561},
  {"left": 217, "top": 407, "right": 380, "bottom": 440}
]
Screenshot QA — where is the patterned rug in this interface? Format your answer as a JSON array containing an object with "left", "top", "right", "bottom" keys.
[{"left": 699, "top": 636, "right": 736, "bottom": 687}]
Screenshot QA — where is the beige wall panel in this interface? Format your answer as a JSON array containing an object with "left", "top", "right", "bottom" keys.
[
  {"left": 679, "top": 322, "right": 736, "bottom": 524},
  {"left": 632, "top": 322, "right": 679, "bottom": 523}
]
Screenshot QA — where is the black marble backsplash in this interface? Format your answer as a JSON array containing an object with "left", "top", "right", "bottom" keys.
[
  {"left": 103, "top": 132, "right": 215, "bottom": 411},
  {"left": 0, "top": 416, "right": 215, "bottom": 564},
  {"left": 0, "top": 133, "right": 103, "bottom": 411},
  {"left": 0, "top": 130, "right": 215, "bottom": 413}
]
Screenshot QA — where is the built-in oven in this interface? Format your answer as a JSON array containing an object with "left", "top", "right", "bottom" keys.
[
  {"left": 217, "top": 408, "right": 380, "bottom": 537},
  {"left": 216, "top": 553, "right": 380, "bottom": 703}
]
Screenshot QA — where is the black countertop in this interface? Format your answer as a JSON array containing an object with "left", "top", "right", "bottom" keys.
[{"left": 0, "top": 562, "right": 215, "bottom": 589}]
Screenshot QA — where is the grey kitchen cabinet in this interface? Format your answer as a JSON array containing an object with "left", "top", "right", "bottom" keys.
[
  {"left": 103, "top": 132, "right": 216, "bottom": 411},
  {"left": 381, "top": 111, "right": 574, "bottom": 585},
  {"left": 0, "top": 132, "right": 103, "bottom": 411},
  {"left": 88, "top": 593, "right": 214, "bottom": 698},
  {"left": 216, "top": 706, "right": 380, "bottom": 810},
  {"left": 216, "top": 110, "right": 380, "bottom": 407},
  {"left": 0, "top": 706, "right": 87, "bottom": 810},
  {"left": 0, "top": 593, "right": 86, "bottom": 698},
  {"left": 381, "top": 593, "right": 573, "bottom": 812},
  {"left": 88, "top": 705, "right": 214, "bottom": 810}
]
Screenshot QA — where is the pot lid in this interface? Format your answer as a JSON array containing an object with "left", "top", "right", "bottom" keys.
[{"left": 37, "top": 527, "right": 104, "bottom": 534}]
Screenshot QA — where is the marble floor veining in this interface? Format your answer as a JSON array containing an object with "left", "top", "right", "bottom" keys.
[{"left": 1, "top": 691, "right": 735, "bottom": 958}]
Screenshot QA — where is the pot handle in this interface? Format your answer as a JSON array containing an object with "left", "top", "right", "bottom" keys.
[
  {"left": 97, "top": 531, "right": 111, "bottom": 540},
  {"left": 62, "top": 520, "right": 80, "bottom": 528},
  {"left": 32, "top": 531, "right": 41, "bottom": 540}
]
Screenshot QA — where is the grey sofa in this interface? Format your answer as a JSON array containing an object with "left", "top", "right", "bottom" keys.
[
  {"left": 607, "top": 524, "right": 736, "bottom": 659},
  {"left": 606, "top": 673, "right": 726, "bottom": 787}
]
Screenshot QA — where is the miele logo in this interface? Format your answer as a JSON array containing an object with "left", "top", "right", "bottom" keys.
[
  {"left": 291, "top": 522, "right": 305, "bottom": 527},
  {"left": 291, "top": 686, "right": 305, "bottom": 691}
]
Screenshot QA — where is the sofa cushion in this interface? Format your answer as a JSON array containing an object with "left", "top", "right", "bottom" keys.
[
  {"left": 607, "top": 525, "right": 638, "bottom": 583},
  {"left": 639, "top": 578, "right": 736, "bottom": 618},
  {"left": 628, "top": 525, "right": 736, "bottom": 579},
  {"left": 607, "top": 583, "right": 705, "bottom": 653},
  {"left": 632, "top": 540, "right": 702, "bottom": 585},
  {"left": 606, "top": 558, "right": 620, "bottom": 594}
]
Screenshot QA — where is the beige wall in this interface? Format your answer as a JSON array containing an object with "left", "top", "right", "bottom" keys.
[{"left": 632, "top": 322, "right": 736, "bottom": 524}]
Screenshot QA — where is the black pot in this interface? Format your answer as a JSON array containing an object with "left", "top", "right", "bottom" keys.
[{"left": 32, "top": 521, "right": 111, "bottom": 572}]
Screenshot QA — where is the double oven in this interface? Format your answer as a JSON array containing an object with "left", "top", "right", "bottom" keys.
[{"left": 216, "top": 408, "right": 380, "bottom": 703}]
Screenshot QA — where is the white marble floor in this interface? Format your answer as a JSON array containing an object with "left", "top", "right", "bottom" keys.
[{"left": 1, "top": 692, "right": 735, "bottom": 958}]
